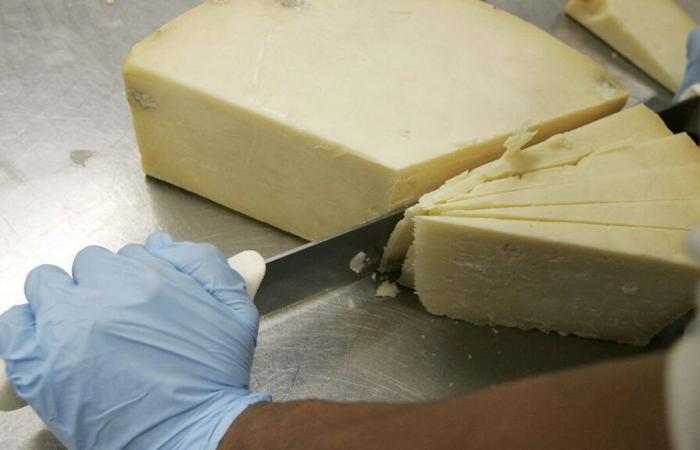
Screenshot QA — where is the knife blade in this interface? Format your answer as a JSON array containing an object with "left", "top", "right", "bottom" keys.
[{"left": 254, "top": 210, "right": 404, "bottom": 315}]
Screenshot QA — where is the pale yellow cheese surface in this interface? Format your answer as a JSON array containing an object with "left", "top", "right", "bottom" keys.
[
  {"left": 566, "top": 0, "right": 697, "bottom": 92},
  {"left": 384, "top": 106, "right": 672, "bottom": 272},
  {"left": 445, "top": 200, "right": 700, "bottom": 230},
  {"left": 124, "top": 0, "right": 627, "bottom": 239},
  {"left": 429, "top": 166, "right": 700, "bottom": 213},
  {"left": 463, "top": 134, "right": 700, "bottom": 199},
  {"left": 415, "top": 105, "right": 666, "bottom": 210},
  {"left": 413, "top": 216, "right": 698, "bottom": 345}
]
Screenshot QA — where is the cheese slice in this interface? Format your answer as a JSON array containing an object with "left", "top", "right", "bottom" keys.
[
  {"left": 413, "top": 216, "right": 698, "bottom": 345},
  {"left": 397, "top": 198, "right": 700, "bottom": 289},
  {"left": 124, "top": 0, "right": 627, "bottom": 240},
  {"left": 428, "top": 166, "right": 700, "bottom": 213},
  {"left": 464, "top": 134, "right": 700, "bottom": 199},
  {"left": 415, "top": 105, "right": 668, "bottom": 211},
  {"left": 566, "top": 0, "right": 697, "bottom": 92},
  {"left": 444, "top": 200, "right": 700, "bottom": 230}
]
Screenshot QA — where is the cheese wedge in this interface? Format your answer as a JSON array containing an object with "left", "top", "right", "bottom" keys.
[
  {"left": 566, "top": 0, "right": 697, "bottom": 92},
  {"left": 464, "top": 134, "right": 700, "bottom": 199},
  {"left": 124, "top": 0, "right": 627, "bottom": 240},
  {"left": 429, "top": 166, "right": 700, "bottom": 213},
  {"left": 444, "top": 200, "right": 700, "bottom": 230},
  {"left": 413, "top": 216, "right": 698, "bottom": 345},
  {"left": 415, "top": 105, "right": 668, "bottom": 211}
]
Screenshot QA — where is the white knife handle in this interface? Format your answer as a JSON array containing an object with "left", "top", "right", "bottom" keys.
[
  {"left": 0, "top": 250, "right": 267, "bottom": 412},
  {"left": 0, "top": 360, "right": 25, "bottom": 411}
]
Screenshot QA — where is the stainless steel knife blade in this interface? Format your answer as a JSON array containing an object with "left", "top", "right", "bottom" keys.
[{"left": 254, "top": 210, "right": 404, "bottom": 314}]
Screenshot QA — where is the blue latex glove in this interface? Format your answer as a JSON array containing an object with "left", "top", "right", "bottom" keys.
[
  {"left": 0, "top": 232, "right": 270, "bottom": 450},
  {"left": 677, "top": 26, "right": 700, "bottom": 100}
]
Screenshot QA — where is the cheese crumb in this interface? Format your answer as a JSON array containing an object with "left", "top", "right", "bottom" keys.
[
  {"left": 349, "top": 251, "right": 367, "bottom": 274},
  {"left": 546, "top": 134, "right": 572, "bottom": 149},
  {"left": 376, "top": 281, "right": 400, "bottom": 298},
  {"left": 621, "top": 285, "right": 639, "bottom": 296},
  {"left": 502, "top": 121, "right": 538, "bottom": 159}
]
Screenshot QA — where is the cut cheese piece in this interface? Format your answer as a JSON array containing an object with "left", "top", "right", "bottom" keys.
[
  {"left": 444, "top": 200, "right": 700, "bottom": 230},
  {"left": 464, "top": 134, "right": 700, "bottom": 199},
  {"left": 398, "top": 244, "right": 417, "bottom": 288},
  {"left": 124, "top": 0, "right": 627, "bottom": 240},
  {"left": 413, "top": 216, "right": 698, "bottom": 345},
  {"left": 566, "top": 0, "right": 697, "bottom": 92},
  {"left": 428, "top": 166, "right": 700, "bottom": 213},
  {"left": 415, "top": 105, "right": 667, "bottom": 211}
]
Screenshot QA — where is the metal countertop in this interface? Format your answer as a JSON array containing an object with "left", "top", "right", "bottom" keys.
[{"left": 1, "top": 0, "right": 699, "bottom": 448}]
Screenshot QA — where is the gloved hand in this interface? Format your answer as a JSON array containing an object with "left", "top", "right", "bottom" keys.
[
  {"left": 0, "top": 232, "right": 270, "bottom": 450},
  {"left": 677, "top": 26, "right": 700, "bottom": 101}
]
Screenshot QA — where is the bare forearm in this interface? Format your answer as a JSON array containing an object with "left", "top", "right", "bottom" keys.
[{"left": 221, "top": 353, "right": 668, "bottom": 450}]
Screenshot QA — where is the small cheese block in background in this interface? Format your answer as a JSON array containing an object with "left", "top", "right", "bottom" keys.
[
  {"left": 566, "top": 0, "right": 697, "bottom": 92},
  {"left": 124, "top": 0, "right": 627, "bottom": 240},
  {"left": 413, "top": 217, "right": 699, "bottom": 346}
]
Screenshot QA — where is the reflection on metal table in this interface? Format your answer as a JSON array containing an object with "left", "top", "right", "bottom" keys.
[{"left": 1, "top": 0, "right": 699, "bottom": 448}]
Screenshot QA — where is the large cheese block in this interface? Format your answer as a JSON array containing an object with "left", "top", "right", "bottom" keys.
[
  {"left": 566, "top": 0, "right": 697, "bottom": 92},
  {"left": 124, "top": 0, "right": 627, "bottom": 240},
  {"left": 413, "top": 216, "right": 699, "bottom": 345}
]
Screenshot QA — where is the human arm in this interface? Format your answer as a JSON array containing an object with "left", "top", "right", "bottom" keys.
[{"left": 220, "top": 353, "right": 668, "bottom": 450}]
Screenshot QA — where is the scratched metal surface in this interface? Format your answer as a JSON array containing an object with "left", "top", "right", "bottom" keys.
[{"left": 1, "top": 0, "right": 699, "bottom": 448}]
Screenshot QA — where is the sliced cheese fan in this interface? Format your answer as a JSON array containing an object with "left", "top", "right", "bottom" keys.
[
  {"left": 383, "top": 106, "right": 700, "bottom": 345},
  {"left": 382, "top": 105, "right": 671, "bottom": 272}
]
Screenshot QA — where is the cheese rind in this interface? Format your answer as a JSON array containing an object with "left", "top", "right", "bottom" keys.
[
  {"left": 125, "top": 0, "right": 627, "bottom": 239},
  {"left": 566, "top": 0, "right": 697, "bottom": 92},
  {"left": 413, "top": 216, "right": 698, "bottom": 345}
]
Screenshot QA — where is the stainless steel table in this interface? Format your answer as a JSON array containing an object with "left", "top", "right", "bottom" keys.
[{"left": 1, "top": 1, "right": 698, "bottom": 448}]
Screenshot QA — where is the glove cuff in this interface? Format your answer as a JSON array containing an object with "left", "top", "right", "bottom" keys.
[
  {"left": 206, "top": 392, "right": 272, "bottom": 450},
  {"left": 677, "top": 83, "right": 700, "bottom": 102}
]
